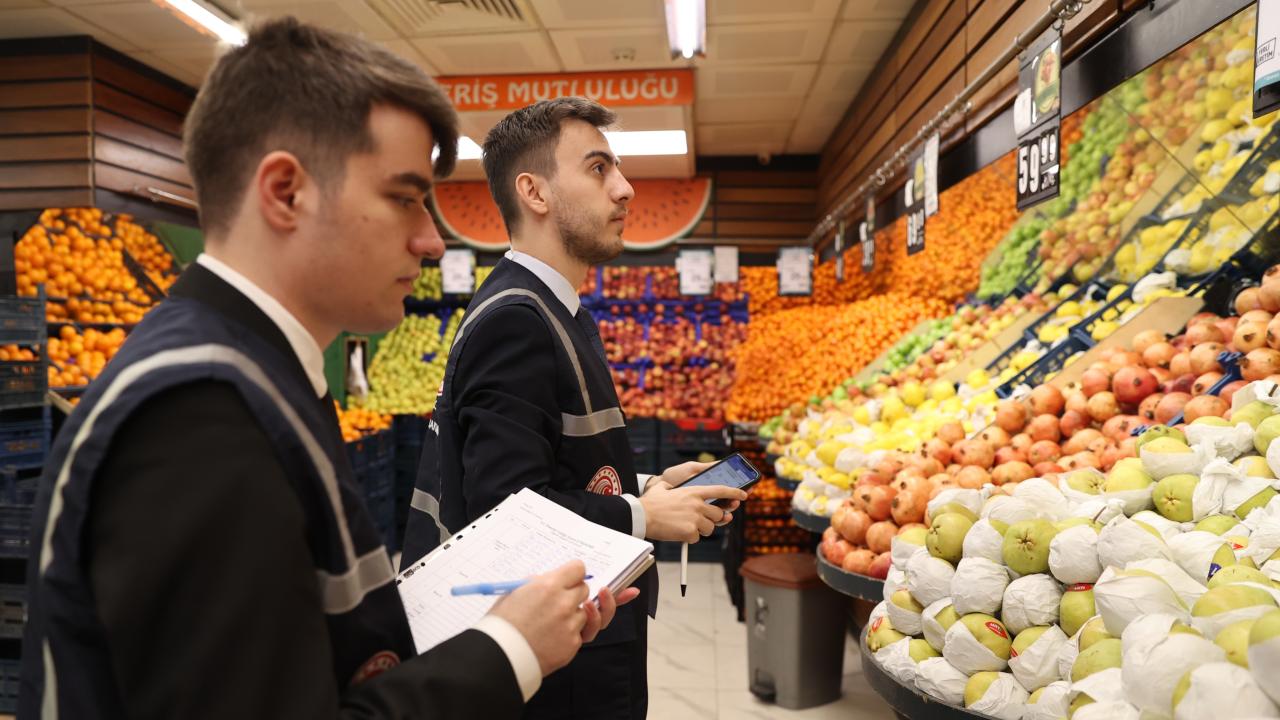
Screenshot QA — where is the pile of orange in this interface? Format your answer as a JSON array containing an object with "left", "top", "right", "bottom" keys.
[
  {"left": 46, "top": 325, "right": 127, "bottom": 388},
  {"left": 726, "top": 292, "right": 949, "bottom": 421},
  {"left": 115, "top": 216, "right": 179, "bottom": 292},
  {"left": 0, "top": 345, "right": 37, "bottom": 362},
  {"left": 45, "top": 298, "right": 148, "bottom": 325},
  {"left": 334, "top": 401, "right": 392, "bottom": 443}
]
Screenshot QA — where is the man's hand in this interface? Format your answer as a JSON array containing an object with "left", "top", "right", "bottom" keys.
[
  {"left": 487, "top": 561, "right": 590, "bottom": 676},
  {"left": 580, "top": 586, "right": 641, "bottom": 644},
  {"left": 639, "top": 481, "right": 748, "bottom": 543},
  {"left": 644, "top": 461, "right": 744, "bottom": 526}
]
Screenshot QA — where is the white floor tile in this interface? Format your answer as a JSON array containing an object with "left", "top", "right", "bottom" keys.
[
  {"left": 648, "top": 642, "right": 718, "bottom": 689},
  {"left": 648, "top": 687, "right": 718, "bottom": 719}
]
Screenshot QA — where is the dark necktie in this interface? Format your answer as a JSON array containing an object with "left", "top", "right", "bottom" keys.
[{"left": 574, "top": 308, "right": 608, "bottom": 364}]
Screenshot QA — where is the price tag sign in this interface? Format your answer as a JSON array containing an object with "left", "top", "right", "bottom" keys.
[
  {"left": 924, "top": 133, "right": 940, "bottom": 218},
  {"left": 713, "top": 246, "right": 739, "bottom": 283},
  {"left": 777, "top": 247, "right": 812, "bottom": 296},
  {"left": 834, "top": 220, "right": 845, "bottom": 283},
  {"left": 1256, "top": 0, "right": 1280, "bottom": 118},
  {"left": 441, "top": 249, "right": 476, "bottom": 294},
  {"left": 860, "top": 195, "right": 876, "bottom": 273},
  {"left": 904, "top": 150, "right": 926, "bottom": 256},
  {"left": 1015, "top": 26, "right": 1062, "bottom": 210},
  {"left": 678, "top": 249, "right": 714, "bottom": 296}
]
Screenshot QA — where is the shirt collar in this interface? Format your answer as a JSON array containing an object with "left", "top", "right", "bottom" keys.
[
  {"left": 504, "top": 249, "right": 581, "bottom": 315},
  {"left": 195, "top": 254, "right": 329, "bottom": 398}
]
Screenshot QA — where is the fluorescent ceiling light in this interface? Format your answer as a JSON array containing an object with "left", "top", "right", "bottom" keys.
[
  {"left": 664, "top": 0, "right": 706, "bottom": 60},
  {"left": 457, "top": 136, "right": 484, "bottom": 160},
  {"left": 606, "top": 130, "right": 687, "bottom": 156},
  {"left": 153, "top": 0, "right": 246, "bottom": 46}
]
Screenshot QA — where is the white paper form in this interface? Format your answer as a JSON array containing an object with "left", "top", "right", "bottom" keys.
[{"left": 396, "top": 488, "right": 654, "bottom": 654}]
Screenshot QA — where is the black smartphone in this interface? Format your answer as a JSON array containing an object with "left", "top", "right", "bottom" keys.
[{"left": 679, "top": 453, "right": 761, "bottom": 506}]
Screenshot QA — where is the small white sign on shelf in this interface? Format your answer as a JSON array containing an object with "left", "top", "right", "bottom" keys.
[
  {"left": 777, "top": 247, "right": 813, "bottom": 296},
  {"left": 441, "top": 249, "right": 476, "bottom": 295},
  {"left": 714, "top": 246, "right": 739, "bottom": 284},
  {"left": 678, "top": 249, "right": 714, "bottom": 296}
]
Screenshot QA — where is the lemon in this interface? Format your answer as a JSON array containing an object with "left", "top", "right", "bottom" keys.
[
  {"left": 966, "top": 368, "right": 991, "bottom": 389},
  {"left": 930, "top": 379, "right": 956, "bottom": 402}
]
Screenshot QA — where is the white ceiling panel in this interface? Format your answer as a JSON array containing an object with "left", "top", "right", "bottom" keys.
[
  {"left": 709, "top": 0, "right": 841, "bottom": 25},
  {"left": 695, "top": 96, "right": 803, "bottom": 124},
  {"left": 412, "top": 31, "right": 561, "bottom": 74},
  {"left": 64, "top": 2, "right": 221, "bottom": 50},
  {"left": 530, "top": 0, "right": 663, "bottom": 29},
  {"left": 381, "top": 0, "right": 535, "bottom": 36},
  {"left": 824, "top": 19, "right": 899, "bottom": 64},
  {"left": 0, "top": 6, "right": 139, "bottom": 48},
  {"left": 697, "top": 121, "right": 790, "bottom": 156},
  {"left": 843, "top": 0, "right": 914, "bottom": 21},
  {"left": 696, "top": 63, "right": 817, "bottom": 99},
  {"left": 609, "top": 105, "right": 687, "bottom": 132},
  {"left": 549, "top": 27, "right": 681, "bottom": 71},
  {"left": 231, "top": 0, "right": 398, "bottom": 41},
  {"left": 809, "top": 61, "right": 872, "bottom": 100},
  {"left": 379, "top": 38, "right": 438, "bottom": 75},
  {"left": 149, "top": 41, "right": 223, "bottom": 81},
  {"left": 0, "top": 0, "right": 49, "bottom": 10},
  {"left": 705, "top": 21, "right": 830, "bottom": 65}
]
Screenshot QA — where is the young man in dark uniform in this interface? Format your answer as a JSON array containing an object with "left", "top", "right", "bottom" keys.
[
  {"left": 403, "top": 98, "right": 747, "bottom": 719},
  {"left": 20, "top": 20, "right": 632, "bottom": 720}
]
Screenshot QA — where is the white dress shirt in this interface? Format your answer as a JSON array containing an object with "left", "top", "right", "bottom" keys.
[
  {"left": 197, "top": 253, "right": 543, "bottom": 701},
  {"left": 504, "top": 250, "right": 649, "bottom": 540}
]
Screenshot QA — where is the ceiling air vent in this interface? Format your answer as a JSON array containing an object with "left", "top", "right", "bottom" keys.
[{"left": 370, "top": 0, "right": 531, "bottom": 35}]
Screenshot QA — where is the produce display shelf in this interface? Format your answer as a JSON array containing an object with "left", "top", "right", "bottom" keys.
[
  {"left": 816, "top": 553, "right": 883, "bottom": 602},
  {"left": 859, "top": 625, "right": 1000, "bottom": 720},
  {"left": 776, "top": 476, "right": 800, "bottom": 491},
  {"left": 791, "top": 508, "right": 829, "bottom": 534},
  {"left": 1159, "top": 203, "right": 1280, "bottom": 287},
  {"left": 1131, "top": 350, "right": 1243, "bottom": 434}
]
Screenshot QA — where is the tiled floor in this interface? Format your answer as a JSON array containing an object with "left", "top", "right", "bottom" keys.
[{"left": 647, "top": 561, "right": 896, "bottom": 720}]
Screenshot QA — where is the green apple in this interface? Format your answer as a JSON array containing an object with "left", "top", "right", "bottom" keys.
[
  {"left": 1255, "top": 414, "right": 1280, "bottom": 454},
  {"left": 1064, "top": 469, "right": 1105, "bottom": 495},
  {"left": 1105, "top": 461, "right": 1154, "bottom": 493},
  {"left": 1192, "top": 416, "right": 1232, "bottom": 427},
  {"left": 961, "top": 613, "right": 1012, "bottom": 660},
  {"left": 898, "top": 526, "right": 929, "bottom": 547},
  {"left": 1071, "top": 637, "right": 1122, "bottom": 682},
  {"left": 927, "top": 513, "right": 974, "bottom": 564},
  {"left": 1196, "top": 515, "right": 1241, "bottom": 535},
  {"left": 1235, "top": 487, "right": 1278, "bottom": 520},
  {"left": 1056, "top": 517, "right": 1102, "bottom": 532},
  {"left": 891, "top": 589, "right": 924, "bottom": 613},
  {"left": 932, "top": 502, "right": 979, "bottom": 523},
  {"left": 909, "top": 638, "right": 940, "bottom": 662},
  {"left": 1234, "top": 401, "right": 1273, "bottom": 431},
  {"left": 1153, "top": 473, "right": 1199, "bottom": 521},
  {"left": 1209, "top": 564, "right": 1270, "bottom": 589},
  {"left": 1061, "top": 585, "right": 1096, "bottom": 637},
  {"left": 1079, "top": 616, "right": 1113, "bottom": 651},
  {"left": 1012, "top": 626, "right": 1051, "bottom": 658},
  {"left": 1235, "top": 455, "right": 1276, "bottom": 479},
  {"left": 1216, "top": 619, "right": 1255, "bottom": 667},
  {"left": 1173, "top": 669, "right": 1193, "bottom": 711},
  {"left": 1137, "top": 424, "right": 1188, "bottom": 449},
  {"left": 1003, "top": 519, "right": 1058, "bottom": 575},
  {"left": 867, "top": 615, "right": 907, "bottom": 651},
  {"left": 1191, "top": 584, "right": 1278, "bottom": 618},
  {"left": 964, "top": 671, "right": 1000, "bottom": 707},
  {"left": 1143, "top": 437, "right": 1194, "bottom": 454}
]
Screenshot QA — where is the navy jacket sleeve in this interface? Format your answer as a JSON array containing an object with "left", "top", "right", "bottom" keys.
[
  {"left": 452, "top": 304, "right": 634, "bottom": 535},
  {"left": 87, "top": 380, "right": 523, "bottom": 720}
]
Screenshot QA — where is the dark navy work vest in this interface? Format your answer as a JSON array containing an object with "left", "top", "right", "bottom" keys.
[{"left": 19, "top": 267, "right": 412, "bottom": 718}]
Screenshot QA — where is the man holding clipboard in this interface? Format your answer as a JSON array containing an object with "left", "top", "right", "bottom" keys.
[
  {"left": 402, "top": 98, "right": 747, "bottom": 719},
  {"left": 20, "top": 20, "right": 629, "bottom": 720}
]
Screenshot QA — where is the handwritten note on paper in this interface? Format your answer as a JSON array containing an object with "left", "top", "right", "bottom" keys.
[{"left": 397, "top": 489, "right": 653, "bottom": 654}]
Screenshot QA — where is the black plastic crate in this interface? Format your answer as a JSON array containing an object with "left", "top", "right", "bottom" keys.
[
  {"left": 995, "top": 334, "right": 1092, "bottom": 399},
  {"left": 0, "top": 584, "right": 25, "bottom": 639},
  {"left": 0, "top": 656, "right": 16, "bottom": 713},
  {"left": 0, "top": 293, "right": 45, "bottom": 346},
  {"left": 0, "top": 356, "right": 45, "bottom": 411},
  {"left": 660, "top": 419, "right": 729, "bottom": 453},
  {"left": 0, "top": 406, "right": 49, "bottom": 473}
]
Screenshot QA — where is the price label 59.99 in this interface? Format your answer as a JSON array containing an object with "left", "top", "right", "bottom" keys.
[{"left": 1017, "top": 125, "right": 1060, "bottom": 209}]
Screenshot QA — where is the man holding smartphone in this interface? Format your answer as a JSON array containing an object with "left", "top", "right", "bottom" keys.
[{"left": 402, "top": 97, "right": 747, "bottom": 719}]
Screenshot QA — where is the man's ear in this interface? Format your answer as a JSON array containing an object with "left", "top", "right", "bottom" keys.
[
  {"left": 514, "top": 172, "right": 551, "bottom": 221},
  {"left": 255, "top": 151, "right": 309, "bottom": 233}
]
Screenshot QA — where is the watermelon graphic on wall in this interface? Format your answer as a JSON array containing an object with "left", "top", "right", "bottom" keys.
[{"left": 431, "top": 177, "right": 712, "bottom": 253}]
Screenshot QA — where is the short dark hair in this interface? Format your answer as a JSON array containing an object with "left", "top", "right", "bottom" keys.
[
  {"left": 183, "top": 17, "right": 459, "bottom": 235},
  {"left": 481, "top": 97, "right": 616, "bottom": 235}
]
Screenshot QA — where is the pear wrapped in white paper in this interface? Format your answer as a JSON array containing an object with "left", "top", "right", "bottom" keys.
[
  {"left": 1071, "top": 666, "right": 1126, "bottom": 705},
  {"left": 963, "top": 518, "right": 1008, "bottom": 565},
  {"left": 1050, "top": 524, "right": 1102, "bottom": 584},
  {"left": 1191, "top": 582, "right": 1280, "bottom": 640},
  {"left": 891, "top": 536, "right": 928, "bottom": 571},
  {"left": 983, "top": 495, "right": 1037, "bottom": 527},
  {"left": 1024, "top": 681, "right": 1071, "bottom": 720},
  {"left": 1013, "top": 478, "right": 1070, "bottom": 521},
  {"left": 1001, "top": 575, "right": 1063, "bottom": 635},
  {"left": 921, "top": 599, "right": 955, "bottom": 653},
  {"left": 1073, "top": 498, "right": 1127, "bottom": 528},
  {"left": 1057, "top": 624, "right": 1084, "bottom": 682},
  {"left": 928, "top": 488, "right": 985, "bottom": 520},
  {"left": 1059, "top": 469, "right": 1107, "bottom": 506},
  {"left": 912, "top": 657, "right": 969, "bottom": 705},
  {"left": 833, "top": 446, "right": 867, "bottom": 474},
  {"left": 1121, "top": 632, "right": 1225, "bottom": 718},
  {"left": 1224, "top": 476, "right": 1280, "bottom": 523},
  {"left": 906, "top": 552, "right": 956, "bottom": 607},
  {"left": 967, "top": 671, "right": 1029, "bottom": 720},
  {"left": 1129, "top": 510, "right": 1184, "bottom": 540},
  {"left": 874, "top": 638, "right": 921, "bottom": 685},
  {"left": 1120, "top": 613, "right": 1190, "bottom": 662},
  {"left": 1097, "top": 517, "right": 1174, "bottom": 570},
  {"left": 1141, "top": 439, "right": 1214, "bottom": 480},
  {"left": 1186, "top": 422, "right": 1256, "bottom": 461},
  {"left": 883, "top": 567, "right": 907, "bottom": 602},
  {"left": 1093, "top": 567, "right": 1189, "bottom": 637},
  {"left": 885, "top": 594, "right": 925, "bottom": 637},
  {"left": 943, "top": 619, "right": 1009, "bottom": 674},
  {"left": 951, "top": 558, "right": 1008, "bottom": 616},
  {"left": 1072, "top": 701, "right": 1141, "bottom": 720},
  {"left": 1009, "top": 624, "right": 1068, "bottom": 693},
  {"left": 1173, "top": 662, "right": 1279, "bottom": 720},
  {"left": 1169, "top": 530, "right": 1234, "bottom": 582},
  {"left": 1124, "top": 558, "right": 1206, "bottom": 609}
]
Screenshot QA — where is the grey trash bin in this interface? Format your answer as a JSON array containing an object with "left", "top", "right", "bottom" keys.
[{"left": 740, "top": 552, "right": 847, "bottom": 710}]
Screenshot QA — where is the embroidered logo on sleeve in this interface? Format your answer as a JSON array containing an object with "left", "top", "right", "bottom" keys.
[
  {"left": 350, "top": 650, "right": 401, "bottom": 685},
  {"left": 586, "top": 466, "right": 623, "bottom": 495}
]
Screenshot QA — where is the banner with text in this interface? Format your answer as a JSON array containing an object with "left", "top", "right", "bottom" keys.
[{"left": 437, "top": 70, "right": 695, "bottom": 112}]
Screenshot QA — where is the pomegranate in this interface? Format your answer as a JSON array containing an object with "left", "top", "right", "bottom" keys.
[
  {"left": 860, "top": 485, "right": 897, "bottom": 522},
  {"left": 1235, "top": 322, "right": 1269, "bottom": 353},
  {"left": 1011, "top": 433, "right": 1033, "bottom": 453},
  {"left": 1259, "top": 283, "right": 1280, "bottom": 314},
  {"left": 1217, "top": 317, "right": 1240, "bottom": 343},
  {"left": 978, "top": 426, "right": 1011, "bottom": 448},
  {"left": 937, "top": 422, "right": 965, "bottom": 445},
  {"left": 834, "top": 506, "right": 872, "bottom": 545},
  {"left": 1242, "top": 348, "right": 1280, "bottom": 382},
  {"left": 1100, "top": 445, "right": 1123, "bottom": 471},
  {"left": 1102, "top": 414, "right": 1139, "bottom": 441},
  {"left": 992, "top": 461, "right": 1035, "bottom": 485},
  {"left": 922, "top": 438, "right": 952, "bottom": 465},
  {"left": 1190, "top": 343, "right": 1226, "bottom": 374},
  {"left": 860, "top": 471, "right": 890, "bottom": 487},
  {"left": 866, "top": 521, "right": 898, "bottom": 554},
  {"left": 1264, "top": 264, "right": 1280, "bottom": 285},
  {"left": 1241, "top": 310, "right": 1276, "bottom": 326},
  {"left": 995, "top": 446, "right": 1028, "bottom": 466},
  {"left": 1183, "top": 395, "right": 1229, "bottom": 423},
  {"left": 1027, "top": 414, "right": 1061, "bottom": 442},
  {"left": 1061, "top": 451, "right": 1101, "bottom": 471},
  {"left": 1155, "top": 392, "right": 1192, "bottom": 425},
  {"left": 1065, "top": 390, "right": 1090, "bottom": 416},
  {"left": 1029, "top": 384, "right": 1066, "bottom": 416},
  {"left": 1150, "top": 367, "right": 1172, "bottom": 385},
  {"left": 1063, "top": 428, "right": 1105, "bottom": 456},
  {"left": 1187, "top": 322, "right": 1225, "bottom": 345},
  {"left": 1112, "top": 366, "right": 1158, "bottom": 406},
  {"left": 1166, "top": 373, "right": 1196, "bottom": 394},
  {"left": 1118, "top": 436, "right": 1138, "bottom": 459},
  {"left": 1060, "top": 409, "right": 1089, "bottom": 437},
  {"left": 1033, "top": 462, "right": 1065, "bottom": 476},
  {"left": 821, "top": 537, "right": 854, "bottom": 566},
  {"left": 873, "top": 456, "right": 905, "bottom": 479},
  {"left": 995, "top": 399, "right": 1029, "bottom": 433},
  {"left": 1268, "top": 316, "right": 1280, "bottom": 350},
  {"left": 1220, "top": 380, "right": 1248, "bottom": 405},
  {"left": 955, "top": 466, "right": 991, "bottom": 490},
  {"left": 1170, "top": 351, "right": 1193, "bottom": 376},
  {"left": 890, "top": 490, "right": 927, "bottom": 526},
  {"left": 1237, "top": 286, "right": 1264, "bottom": 314},
  {"left": 868, "top": 551, "right": 893, "bottom": 579},
  {"left": 1081, "top": 368, "right": 1112, "bottom": 398},
  {"left": 1107, "top": 351, "right": 1144, "bottom": 374},
  {"left": 842, "top": 548, "right": 875, "bottom": 574},
  {"left": 1087, "top": 391, "right": 1120, "bottom": 423},
  {"left": 1027, "top": 439, "right": 1063, "bottom": 465},
  {"left": 1142, "top": 342, "right": 1177, "bottom": 369},
  {"left": 1138, "top": 393, "right": 1164, "bottom": 422},
  {"left": 954, "top": 439, "right": 995, "bottom": 469},
  {"left": 1193, "top": 371, "right": 1223, "bottom": 395},
  {"left": 1132, "top": 329, "right": 1166, "bottom": 355}
]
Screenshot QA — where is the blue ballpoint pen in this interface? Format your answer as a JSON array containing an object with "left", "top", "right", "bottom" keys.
[{"left": 451, "top": 575, "right": 593, "bottom": 597}]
